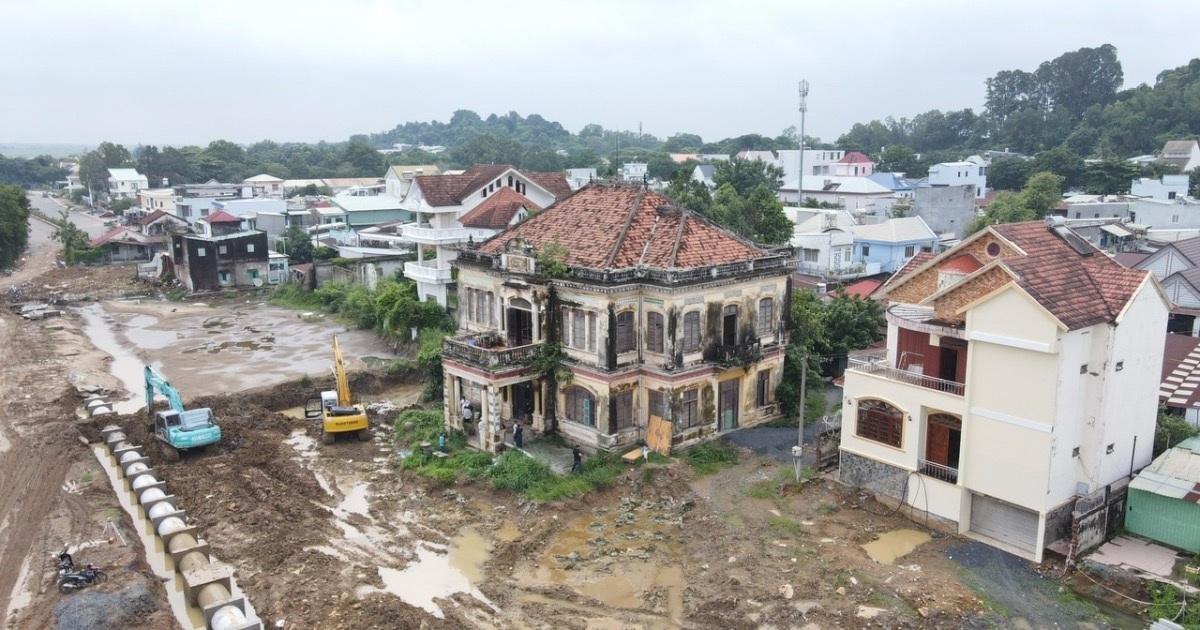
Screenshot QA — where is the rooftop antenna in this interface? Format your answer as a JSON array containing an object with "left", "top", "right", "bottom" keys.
[{"left": 798, "top": 79, "right": 809, "bottom": 207}]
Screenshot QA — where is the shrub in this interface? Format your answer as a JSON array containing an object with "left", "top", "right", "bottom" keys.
[
  {"left": 488, "top": 451, "right": 555, "bottom": 494},
  {"left": 685, "top": 442, "right": 738, "bottom": 475}
]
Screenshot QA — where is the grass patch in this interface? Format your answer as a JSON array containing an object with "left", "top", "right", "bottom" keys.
[
  {"left": 488, "top": 450, "right": 624, "bottom": 502},
  {"left": 78, "top": 471, "right": 94, "bottom": 484},
  {"left": 815, "top": 501, "right": 840, "bottom": 515},
  {"left": 684, "top": 442, "right": 738, "bottom": 475},
  {"left": 394, "top": 408, "right": 464, "bottom": 451},
  {"left": 268, "top": 283, "right": 324, "bottom": 310},
  {"left": 768, "top": 516, "right": 804, "bottom": 537},
  {"left": 748, "top": 479, "right": 777, "bottom": 500}
]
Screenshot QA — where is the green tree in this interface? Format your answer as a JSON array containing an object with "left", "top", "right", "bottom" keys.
[
  {"left": 1154, "top": 406, "right": 1200, "bottom": 457},
  {"left": 1019, "top": 171, "right": 1065, "bottom": 217},
  {"left": 820, "top": 290, "right": 885, "bottom": 355},
  {"left": 876, "top": 145, "right": 919, "bottom": 176},
  {"left": 277, "top": 226, "right": 314, "bottom": 264},
  {"left": 661, "top": 133, "right": 704, "bottom": 153},
  {"left": 709, "top": 183, "right": 745, "bottom": 231},
  {"left": 450, "top": 133, "right": 525, "bottom": 168},
  {"left": 1030, "top": 147, "right": 1085, "bottom": 189},
  {"left": 987, "top": 158, "right": 1034, "bottom": 191},
  {"left": 0, "top": 185, "right": 32, "bottom": 269},
  {"left": 338, "top": 142, "right": 385, "bottom": 175},
  {"left": 520, "top": 147, "right": 562, "bottom": 172},
  {"left": 742, "top": 183, "right": 792, "bottom": 244},
  {"left": 50, "top": 211, "right": 96, "bottom": 264},
  {"left": 662, "top": 175, "right": 713, "bottom": 217},
  {"left": 966, "top": 191, "right": 1035, "bottom": 235},
  {"left": 1084, "top": 158, "right": 1141, "bottom": 195},
  {"left": 713, "top": 157, "right": 784, "bottom": 196}
]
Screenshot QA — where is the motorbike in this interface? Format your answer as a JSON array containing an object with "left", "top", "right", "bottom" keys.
[{"left": 54, "top": 546, "right": 107, "bottom": 594}]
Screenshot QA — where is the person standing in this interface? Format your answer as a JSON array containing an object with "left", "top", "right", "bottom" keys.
[
  {"left": 571, "top": 445, "right": 583, "bottom": 474},
  {"left": 438, "top": 432, "right": 447, "bottom": 453},
  {"left": 513, "top": 423, "right": 524, "bottom": 449},
  {"left": 460, "top": 396, "right": 473, "bottom": 433}
]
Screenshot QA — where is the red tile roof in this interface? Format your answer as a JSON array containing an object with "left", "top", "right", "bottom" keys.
[
  {"left": 476, "top": 184, "right": 768, "bottom": 270},
  {"left": 90, "top": 226, "right": 132, "bottom": 248},
  {"left": 939, "top": 254, "right": 983, "bottom": 274},
  {"left": 838, "top": 151, "right": 873, "bottom": 164},
  {"left": 526, "top": 172, "right": 572, "bottom": 198},
  {"left": 882, "top": 252, "right": 935, "bottom": 290},
  {"left": 458, "top": 187, "right": 540, "bottom": 229},
  {"left": 138, "top": 209, "right": 168, "bottom": 226},
  {"left": 1113, "top": 252, "right": 1149, "bottom": 268},
  {"left": 843, "top": 279, "right": 883, "bottom": 299},
  {"left": 991, "top": 221, "right": 1151, "bottom": 329},
  {"left": 204, "top": 209, "right": 242, "bottom": 223},
  {"left": 413, "top": 165, "right": 570, "bottom": 207}
]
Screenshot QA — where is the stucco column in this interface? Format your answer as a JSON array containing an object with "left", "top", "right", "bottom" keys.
[
  {"left": 481, "top": 385, "right": 502, "bottom": 453},
  {"left": 532, "top": 379, "right": 545, "bottom": 434}
]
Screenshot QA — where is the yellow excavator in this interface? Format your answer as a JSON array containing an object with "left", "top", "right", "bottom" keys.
[{"left": 305, "top": 336, "right": 370, "bottom": 444}]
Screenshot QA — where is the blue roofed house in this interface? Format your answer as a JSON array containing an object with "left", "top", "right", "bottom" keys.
[
  {"left": 849, "top": 216, "right": 939, "bottom": 273},
  {"left": 868, "top": 172, "right": 918, "bottom": 199}
]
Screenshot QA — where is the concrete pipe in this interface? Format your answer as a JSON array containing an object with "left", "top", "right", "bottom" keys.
[
  {"left": 106, "top": 431, "right": 127, "bottom": 443},
  {"left": 126, "top": 462, "right": 150, "bottom": 475},
  {"left": 119, "top": 451, "right": 142, "bottom": 464},
  {"left": 157, "top": 516, "right": 188, "bottom": 537},
  {"left": 131, "top": 475, "right": 160, "bottom": 491},
  {"left": 210, "top": 606, "right": 250, "bottom": 630},
  {"left": 140, "top": 487, "right": 167, "bottom": 503},
  {"left": 147, "top": 502, "right": 176, "bottom": 520}
]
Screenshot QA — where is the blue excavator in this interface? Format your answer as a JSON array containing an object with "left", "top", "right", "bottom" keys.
[{"left": 144, "top": 366, "right": 222, "bottom": 461}]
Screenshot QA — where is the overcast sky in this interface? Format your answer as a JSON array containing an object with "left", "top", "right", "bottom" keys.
[{"left": 2, "top": 0, "right": 1196, "bottom": 148}]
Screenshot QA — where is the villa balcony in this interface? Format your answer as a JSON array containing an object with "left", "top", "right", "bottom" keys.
[
  {"left": 404, "top": 260, "right": 453, "bottom": 284},
  {"left": 795, "top": 260, "right": 881, "bottom": 280},
  {"left": 716, "top": 339, "right": 763, "bottom": 365},
  {"left": 847, "top": 356, "right": 965, "bottom": 396},
  {"left": 442, "top": 334, "right": 542, "bottom": 372},
  {"left": 918, "top": 459, "right": 959, "bottom": 484},
  {"left": 400, "top": 223, "right": 492, "bottom": 245}
]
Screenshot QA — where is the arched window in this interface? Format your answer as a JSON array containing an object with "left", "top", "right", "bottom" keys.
[
  {"left": 564, "top": 387, "right": 595, "bottom": 426},
  {"left": 646, "top": 312, "right": 664, "bottom": 353},
  {"left": 757, "top": 298, "right": 774, "bottom": 336},
  {"left": 856, "top": 399, "right": 903, "bottom": 447},
  {"left": 615, "top": 311, "right": 635, "bottom": 353}
]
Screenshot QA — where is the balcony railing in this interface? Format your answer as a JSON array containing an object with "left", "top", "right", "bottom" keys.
[
  {"left": 716, "top": 339, "right": 762, "bottom": 365},
  {"left": 404, "top": 260, "right": 453, "bottom": 283},
  {"left": 847, "top": 357, "right": 964, "bottom": 396},
  {"left": 442, "top": 335, "right": 541, "bottom": 371},
  {"left": 795, "top": 260, "right": 882, "bottom": 279},
  {"left": 919, "top": 459, "right": 959, "bottom": 484}
]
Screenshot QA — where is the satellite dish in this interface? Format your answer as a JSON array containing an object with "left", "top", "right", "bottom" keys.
[{"left": 252, "top": 278, "right": 263, "bottom": 287}]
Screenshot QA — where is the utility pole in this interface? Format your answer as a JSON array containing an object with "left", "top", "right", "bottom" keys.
[
  {"left": 797, "top": 80, "right": 809, "bottom": 208},
  {"left": 798, "top": 351, "right": 807, "bottom": 448}
]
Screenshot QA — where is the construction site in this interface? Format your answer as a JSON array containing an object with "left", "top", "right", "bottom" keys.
[{"left": 1, "top": 247, "right": 1152, "bottom": 629}]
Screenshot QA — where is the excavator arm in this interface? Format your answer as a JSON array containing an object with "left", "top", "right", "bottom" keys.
[
  {"left": 144, "top": 366, "right": 185, "bottom": 416},
  {"left": 332, "top": 336, "right": 353, "bottom": 407}
]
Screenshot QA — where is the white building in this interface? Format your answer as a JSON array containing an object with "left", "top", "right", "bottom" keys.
[
  {"left": 565, "top": 168, "right": 598, "bottom": 190},
  {"left": 1158, "top": 140, "right": 1200, "bottom": 173},
  {"left": 1131, "top": 175, "right": 1191, "bottom": 201},
  {"left": 928, "top": 161, "right": 988, "bottom": 199},
  {"left": 136, "top": 188, "right": 177, "bottom": 215},
  {"left": 399, "top": 165, "right": 571, "bottom": 306},
  {"left": 242, "top": 174, "right": 286, "bottom": 199},
  {"left": 384, "top": 164, "right": 440, "bottom": 198},
  {"left": 107, "top": 168, "right": 149, "bottom": 199},
  {"left": 620, "top": 162, "right": 648, "bottom": 182},
  {"left": 840, "top": 218, "right": 1169, "bottom": 561},
  {"left": 778, "top": 176, "right": 895, "bottom": 212},
  {"left": 776, "top": 150, "right": 846, "bottom": 183}
]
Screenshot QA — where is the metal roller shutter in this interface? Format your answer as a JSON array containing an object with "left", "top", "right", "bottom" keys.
[{"left": 970, "top": 494, "right": 1039, "bottom": 553}]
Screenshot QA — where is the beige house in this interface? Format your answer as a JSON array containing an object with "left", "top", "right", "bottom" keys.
[
  {"left": 443, "top": 183, "right": 791, "bottom": 454},
  {"left": 840, "top": 218, "right": 1170, "bottom": 561}
]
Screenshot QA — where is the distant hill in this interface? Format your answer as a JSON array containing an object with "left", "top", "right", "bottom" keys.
[{"left": 0, "top": 143, "right": 91, "bottom": 159}]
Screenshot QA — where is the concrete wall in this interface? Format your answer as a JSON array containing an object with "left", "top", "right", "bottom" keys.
[
  {"left": 913, "top": 185, "right": 976, "bottom": 239},
  {"left": 839, "top": 450, "right": 908, "bottom": 500}
]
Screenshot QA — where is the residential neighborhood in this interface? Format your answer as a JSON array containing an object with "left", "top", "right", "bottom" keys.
[{"left": 3, "top": 11, "right": 1200, "bottom": 629}]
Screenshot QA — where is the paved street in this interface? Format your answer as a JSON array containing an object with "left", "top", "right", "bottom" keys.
[{"left": 26, "top": 192, "right": 110, "bottom": 239}]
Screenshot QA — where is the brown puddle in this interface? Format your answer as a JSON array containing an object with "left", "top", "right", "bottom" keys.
[{"left": 861, "top": 528, "right": 931, "bottom": 565}]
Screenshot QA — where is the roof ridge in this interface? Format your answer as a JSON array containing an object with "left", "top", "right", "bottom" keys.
[
  {"left": 669, "top": 206, "right": 688, "bottom": 268},
  {"left": 637, "top": 213, "right": 662, "bottom": 267},
  {"left": 604, "top": 187, "right": 645, "bottom": 269}
]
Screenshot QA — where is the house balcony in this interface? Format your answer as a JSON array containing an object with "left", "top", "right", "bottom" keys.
[
  {"left": 846, "top": 356, "right": 965, "bottom": 396},
  {"left": 442, "top": 334, "right": 542, "bottom": 372},
  {"left": 400, "top": 223, "right": 492, "bottom": 245},
  {"left": 795, "top": 260, "right": 881, "bottom": 280},
  {"left": 716, "top": 339, "right": 762, "bottom": 365},
  {"left": 404, "top": 260, "right": 453, "bottom": 284},
  {"left": 918, "top": 459, "right": 959, "bottom": 484}
]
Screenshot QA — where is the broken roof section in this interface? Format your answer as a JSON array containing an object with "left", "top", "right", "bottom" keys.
[{"left": 475, "top": 183, "right": 770, "bottom": 271}]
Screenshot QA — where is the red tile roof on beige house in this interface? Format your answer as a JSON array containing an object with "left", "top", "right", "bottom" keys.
[
  {"left": 413, "top": 165, "right": 571, "bottom": 207},
  {"left": 458, "top": 187, "right": 540, "bottom": 230},
  {"left": 885, "top": 220, "right": 1156, "bottom": 330},
  {"left": 940, "top": 254, "right": 983, "bottom": 274},
  {"left": 476, "top": 184, "right": 769, "bottom": 270}
]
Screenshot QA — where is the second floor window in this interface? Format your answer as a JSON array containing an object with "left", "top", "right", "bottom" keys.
[
  {"left": 757, "top": 298, "right": 773, "bottom": 336},
  {"left": 615, "top": 311, "right": 635, "bottom": 353},
  {"left": 466, "top": 289, "right": 494, "bottom": 326},
  {"left": 683, "top": 311, "right": 701, "bottom": 353},
  {"left": 562, "top": 308, "right": 596, "bottom": 351},
  {"left": 646, "top": 312, "right": 664, "bottom": 353}
]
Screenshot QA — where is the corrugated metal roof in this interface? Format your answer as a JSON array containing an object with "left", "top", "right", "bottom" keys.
[
  {"left": 1129, "top": 437, "right": 1200, "bottom": 500},
  {"left": 850, "top": 216, "right": 937, "bottom": 243}
]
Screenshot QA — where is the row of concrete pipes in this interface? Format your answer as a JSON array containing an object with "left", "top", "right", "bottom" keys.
[{"left": 101, "top": 425, "right": 260, "bottom": 630}]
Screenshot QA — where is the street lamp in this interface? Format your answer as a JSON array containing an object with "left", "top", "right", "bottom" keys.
[{"left": 798, "top": 80, "right": 809, "bottom": 207}]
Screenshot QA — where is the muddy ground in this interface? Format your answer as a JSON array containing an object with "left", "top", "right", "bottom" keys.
[{"left": 2, "top": 235, "right": 1153, "bottom": 630}]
